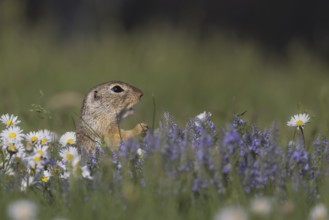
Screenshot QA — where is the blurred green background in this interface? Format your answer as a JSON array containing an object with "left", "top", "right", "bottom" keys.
[{"left": 1, "top": 0, "right": 329, "bottom": 139}]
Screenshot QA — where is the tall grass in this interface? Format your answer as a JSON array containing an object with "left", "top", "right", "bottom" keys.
[{"left": 1, "top": 26, "right": 329, "bottom": 136}]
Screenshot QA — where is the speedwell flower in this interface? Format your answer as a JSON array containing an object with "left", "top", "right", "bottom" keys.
[
  {"left": 287, "top": 113, "right": 311, "bottom": 128},
  {"left": 59, "top": 131, "right": 76, "bottom": 146},
  {"left": 0, "top": 114, "right": 20, "bottom": 127}
]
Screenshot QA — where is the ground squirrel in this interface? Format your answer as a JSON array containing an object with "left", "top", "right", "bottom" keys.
[{"left": 76, "top": 81, "right": 148, "bottom": 152}]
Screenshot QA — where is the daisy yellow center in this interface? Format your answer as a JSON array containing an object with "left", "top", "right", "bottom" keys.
[
  {"left": 296, "top": 120, "right": 304, "bottom": 126},
  {"left": 18, "top": 163, "right": 25, "bottom": 170},
  {"left": 41, "top": 176, "right": 49, "bottom": 182},
  {"left": 75, "top": 166, "right": 82, "bottom": 175},
  {"left": 67, "top": 138, "right": 74, "bottom": 144},
  {"left": 8, "top": 145, "right": 16, "bottom": 152},
  {"left": 6, "top": 172, "right": 14, "bottom": 177},
  {"left": 8, "top": 132, "right": 16, "bottom": 139},
  {"left": 31, "top": 136, "right": 38, "bottom": 142},
  {"left": 41, "top": 138, "right": 47, "bottom": 144},
  {"left": 73, "top": 161, "right": 79, "bottom": 167},
  {"left": 37, "top": 149, "right": 43, "bottom": 155},
  {"left": 52, "top": 167, "right": 59, "bottom": 174},
  {"left": 5, "top": 120, "right": 12, "bottom": 126},
  {"left": 66, "top": 153, "right": 74, "bottom": 160},
  {"left": 34, "top": 155, "right": 41, "bottom": 162}
]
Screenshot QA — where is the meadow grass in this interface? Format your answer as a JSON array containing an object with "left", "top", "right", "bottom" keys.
[
  {"left": 1, "top": 26, "right": 329, "bottom": 134},
  {"left": 1, "top": 26, "right": 329, "bottom": 220}
]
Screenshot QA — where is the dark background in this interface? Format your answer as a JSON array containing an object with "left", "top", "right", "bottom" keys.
[{"left": 9, "top": 0, "right": 329, "bottom": 57}]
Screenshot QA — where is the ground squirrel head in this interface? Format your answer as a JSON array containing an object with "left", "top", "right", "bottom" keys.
[{"left": 81, "top": 81, "right": 143, "bottom": 126}]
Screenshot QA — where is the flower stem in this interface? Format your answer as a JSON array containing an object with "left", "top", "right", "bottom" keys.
[
  {"left": 152, "top": 94, "right": 156, "bottom": 131},
  {"left": 292, "top": 128, "right": 296, "bottom": 140},
  {"left": 299, "top": 126, "right": 306, "bottom": 148}
]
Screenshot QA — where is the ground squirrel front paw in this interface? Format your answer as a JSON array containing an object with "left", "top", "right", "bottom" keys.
[{"left": 134, "top": 123, "right": 149, "bottom": 136}]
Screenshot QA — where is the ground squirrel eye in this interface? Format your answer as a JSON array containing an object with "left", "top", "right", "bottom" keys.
[{"left": 111, "top": 85, "right": 124, "bottom": 93}]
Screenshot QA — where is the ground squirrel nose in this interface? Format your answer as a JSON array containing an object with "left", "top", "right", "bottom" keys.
[{"left": 139, "top": 92, "right": 143, "bottom": 98}]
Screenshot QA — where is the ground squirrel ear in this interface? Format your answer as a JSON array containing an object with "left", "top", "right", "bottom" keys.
[{"left": 93, "top": 90, "right": 100, "bottom": 101}]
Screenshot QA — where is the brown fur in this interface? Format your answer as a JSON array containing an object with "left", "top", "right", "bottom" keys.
[{"left": 76, "top": 81, "right": 148, "bottom": 152}]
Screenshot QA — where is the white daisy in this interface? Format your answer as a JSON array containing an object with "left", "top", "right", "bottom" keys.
[
  {"left": 214, "top": 206, "right": 248, "bottom": 220},
  {"left": 41, "top": 170, "right": 51, "bottom": 183},
  {"left": 11, "top": 150, "right": 26, "bottom": 164},
  {"left": 5, "top": 168, "right": 15, "bottom": 177},
  {"left": 39, "top": 130, "right": 56, "bottom": 145},
  {"left": 72, "top": 156, "right": 81, "bottom": 168},
  {"left": 34, "top": 145, "right": 49, "bottom": 158},
  {"left": 1, "top": 126, "right": 24, "bottom": 144},
  {"left": 250, "top": 197, "right": 273, "bottom": 217},
  {"left": 20, "top": 176, "right": 35, "bottom": 191},
  {"left": 287, "top": 113, "right": 311, "bottom": 128},
  {"left": 69, "top": 163, "right": 91, "bottom": 179},
  {"left": 57, "top": 160, "right": 67, "bottom": 171},
  {"left": 27, "top": 153, "right": 45, "bottom": 170},
  {"left": 137, "top": 148, "right": 145, "bottom": 158},
  {"left": 6, "top": 143, "right": 24, "bottom": 156},
  {"left": 60, "top": 171, "right": 70, "bottom": 179},
  {"left": 0, "top": 114, "right": 20, "bottom": 127},
  {"left": 7, "top": 199, "right": 38, "bottom": 220},
  {"left": 81, "top": 165, "right": 92, "bottom": 179},
  {"left": 195, "top": 111, "right": 212, "bottom": 126},
  {"left": 59, "top": 147, "right": 79, "bottom": 163},
  {"left": 25, "top": 131, "right": 42, "bottom": 144},
  {"left": 6, "top": 143, "right": 21, "bottom": 155},
  {"left": 309, "top": 203, "right": 327, "bottom": 220},
  {"left": 59, "top": 131, "right": 76, "bottom": 146}
]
